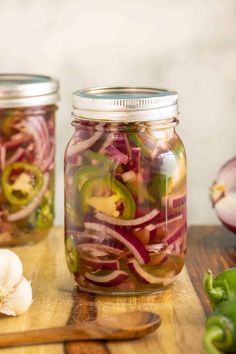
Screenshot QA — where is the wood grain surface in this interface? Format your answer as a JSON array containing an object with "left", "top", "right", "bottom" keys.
[{"left": 0, "top": 225, "right": 235, "bottom": 354}]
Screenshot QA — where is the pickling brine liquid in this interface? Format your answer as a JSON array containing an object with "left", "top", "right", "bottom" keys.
[
  {"left": 64, "top": 120, "right": 187, "bottom": 295},
  {"left": 0, "top": 105, "right": 56, "bottom": 246}
]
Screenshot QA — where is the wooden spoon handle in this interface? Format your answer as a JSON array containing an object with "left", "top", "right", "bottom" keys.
[{"left": 0, "top": 323, "right": 106, "bottom": 348}]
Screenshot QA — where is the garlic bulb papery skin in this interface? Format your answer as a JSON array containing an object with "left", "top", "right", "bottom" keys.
[
  {"left": 0, "top": 249, "right": 23, "bottom": 298},
  {"left": 0, "top": 276, "right": 32, "bottom": 316},
  {"left": 210, "top": 156, "right": 236, "bottom": 233}
]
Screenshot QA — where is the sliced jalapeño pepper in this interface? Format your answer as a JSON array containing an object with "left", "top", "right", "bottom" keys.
[
  {"left": 80, "top": 175, "right": 136, "bottom": 219},
  {"left": 65, "top": 237, "right": 80, "bottom": 273},
  {"left": 2, "top": 162, "right": 43, "bottom": 206},
  {"left": 129, "top": 133, "right": 150, "bottom": 158},
  {"left": 148, "top": 174, "right": 173, "bottom": 205},
  {"left": 73, "top": 165, "right": 103, "bottom": 193}
]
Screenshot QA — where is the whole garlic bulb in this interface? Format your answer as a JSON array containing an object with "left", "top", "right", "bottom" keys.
[
  {"left": 0, "top": 249, "right": 22, "bottom": 297},
  {"left": 0, "top": 277, "right": 32, "bottom": 316},
  {"left": 0, "top": 249, "right": 32, "bottom": 316}
]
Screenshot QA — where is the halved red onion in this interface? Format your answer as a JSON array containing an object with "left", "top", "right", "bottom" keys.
[
  {"left": 128, "top": 259, "right": 175, "bottom": 285},
  {"left": 85, "top": 222, "right": 150, "bottom": 264},
  {"left": 85, "top": 270, "right": 129, "bottom": 287},
  {"left": 80, "top": 256, "right": 119, "bottom": 270},
  {"left": 94, "top": 208, "right": 159, "bottom": 227},
  {"left": 214, "top": 193, "right": 236, "bottom": 233},
  {"left": 210, "top": 156, "right": 236, "bottom": 233},
  {"left": 7, "top": 173, "right": 49, "bottom": 222},
  {"left": 67, "top": 130, "right": 103, "bottom": 157},
  {"left": 217, "top": 156, "right": 236, "bottom": 192},
  {"left": 106, "top": 145, "right": 129, "bottom": 165}
]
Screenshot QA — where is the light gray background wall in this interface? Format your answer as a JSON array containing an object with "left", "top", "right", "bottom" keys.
[{"left": 1, "top": 0, "right": 235, "bottom": 225}]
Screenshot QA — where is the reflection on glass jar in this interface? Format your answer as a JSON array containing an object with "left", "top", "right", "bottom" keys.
[
  {"left": 0, "top": 75, "right": 59, "bottom": 246},
  {"left": 64, "top": 87, "right": 187, "bottom": 295}
]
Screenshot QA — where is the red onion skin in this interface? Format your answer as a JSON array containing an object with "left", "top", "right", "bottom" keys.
[{"left": 220, "top": 220, "right": 236, "bottom": 233}]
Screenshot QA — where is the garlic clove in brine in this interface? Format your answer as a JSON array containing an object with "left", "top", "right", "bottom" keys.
[
  {"left": 0, "top": 276, "right": 32, "bottom": 316},
  {"left": 0, "top": 249, "right": 23, "bottom": 298}
]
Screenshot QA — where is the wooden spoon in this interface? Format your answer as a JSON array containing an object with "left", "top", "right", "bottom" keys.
[{"left": 0, "top": 311, "right": 161, "bottom": 348}]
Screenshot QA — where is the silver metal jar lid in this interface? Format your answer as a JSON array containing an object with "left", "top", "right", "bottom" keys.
[
  {"left": 0, "top": 74, "right": 59, "bottom": 108},
  {"left": 73, "top": 86, "right": 178, "bottom": 122}
]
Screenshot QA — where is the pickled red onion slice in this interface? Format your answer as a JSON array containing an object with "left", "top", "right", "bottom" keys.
[
  {"left": 85, "top": 222, "right": 150, "bottom": 265},
  {"left": 165, "top": 223, "right": 186, "bottom": 245},
  {"left": 80, "top": 256, "right": 119, "bottom": 270},
  {"left": 128, "top": 259, "right": 175, "bottom": 285},
  {"left": 67, "top": 130, "right": 103, "bottom": 157},
  {"left": 94, "top": 208, "right": 159, "bottom": 227},
  {"left": 85, "top": 270, "right": 129, "bottom": 287},
  {"left": 167, "top": 194, "right": 186, "bottom": 209},
  {"left": 106, "top": 145, "right": 129, "bottom": 165}
]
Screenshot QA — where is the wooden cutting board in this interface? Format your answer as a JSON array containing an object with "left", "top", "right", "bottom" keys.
[{"left": 0, "top": 225, "right": 235, "bottom": 354}]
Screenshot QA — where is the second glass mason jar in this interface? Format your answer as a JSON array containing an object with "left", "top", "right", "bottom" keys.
[
  {"left": 0, "top": 74, "right": 59, "bottom": 246},
  {"left": 65, "top": 87, "right": 187, "bottom": 295}
]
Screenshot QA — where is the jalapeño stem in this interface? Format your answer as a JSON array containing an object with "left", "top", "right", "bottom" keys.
[{"left": 204, "top": 270, "right": 225, "bottom": 307}]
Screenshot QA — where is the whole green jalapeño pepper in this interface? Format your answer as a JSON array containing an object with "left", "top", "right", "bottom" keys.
[
  {"left": 203, "top": 301, "right": 236, "bottom": 354},
  {"left": 204, "top": 269, "right": 236, "bottom": 309},
  {"left": 2, "top": 162, "right": 43, "bottom": 206},
  {"left": 80, "top": 175, "right": 136, "bottom": 219}
]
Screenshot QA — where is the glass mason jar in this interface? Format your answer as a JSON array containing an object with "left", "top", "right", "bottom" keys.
[
  {"left": 0, "top": 74, "right": 59, "bottom": 246},
  {"left": 64, "top": 87, "right": 187, "bottom": 295}
]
